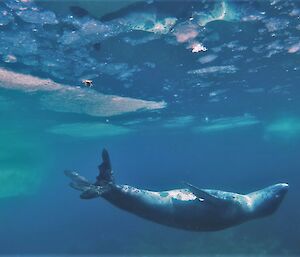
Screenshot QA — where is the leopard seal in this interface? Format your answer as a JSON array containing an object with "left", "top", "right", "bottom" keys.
[{"left": 65, "top": 149, "right": 288, "bottom": 231}]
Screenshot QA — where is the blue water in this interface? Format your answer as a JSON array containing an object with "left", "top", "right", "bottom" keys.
[{"left": 0, "top": 0, "right": 299, "bottom": 255}]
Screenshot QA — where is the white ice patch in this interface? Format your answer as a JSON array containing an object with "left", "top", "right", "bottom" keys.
[
  {"left": 198, "top": 54, "right": 218, "bottom": 64},
  {"left": 97, "top": 63, "right": 141, "bottom": 81},
  {"left": 173, "top": 22, "right": 199, "bottom": 43},
  {"left": 265, "top": 117, "right": 300, "bottom": 140},
  {"left": 288, "top": 42, "right": 300, "bottom": 53},
  {"left": 0, "top": 68, "right": 63, "bottom": 92},
  {"left": 118, "top": 13, "right": 177, "bottom": 34},
  {"left": 188, "top": 42, "right": 207, "bottom": 53},
  {"left": 3, "top": 54, "right": 17, "bottom": 63},
  {"left": 41, "top": 90, "right": 166, "bottom": 117},
  {"left": 163, "top": 116, "right": 195, "bottom": 128},
  {"left": 265, "top": 40, "right": 284, "bottom": 58},
  {"left": 209, "top": 89, "right": 228, "bottom": 97},
  {"left": 264, "top": 18, "right": 289, "bottom": 32},
  {"left": 59, "top": 19, "right": 121, "bottom": 47},
  {"left": 0, "top": 68, "right": 166, "bottom": 117},
  {"left": 188, "top": 65, "right": 238, "bottom": 75},
  {"left": 193, "top": 1, "right": 238, "bottom": 26},
  {"left": 194, "top": 114, "right": 260, "bottom": 133},
  {"left": 4, "top": 0, "right": 34, "bottom": 11},
  {"left": 123, "top": 34, "right": 160, "bottom": 46},
  {"left": 16, "top": 9, "right": 58, "bottom": 25}
]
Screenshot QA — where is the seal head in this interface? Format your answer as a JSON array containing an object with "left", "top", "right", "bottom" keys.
[{"left": 247, "top": 183, "right": 289, "bottom": 219}]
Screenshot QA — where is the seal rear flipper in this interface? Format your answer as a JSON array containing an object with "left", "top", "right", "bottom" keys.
[
  {"left": 71, "top": 181, "right": 111, "bottom": 199},
  {"left": 80, "top": 185, "right": 111, "bottom": 199},
  {"left": 97, "top": 148, "right": 114, "bottom": 184},
  {"left": 184, "top": 182, "right": 229, "bottom": 206},
  {"left": 65, "top": 170, "right": 111, "bottom": 199},
  {"left": 64, "top": 170, "right": 91, "bottom": 186}
]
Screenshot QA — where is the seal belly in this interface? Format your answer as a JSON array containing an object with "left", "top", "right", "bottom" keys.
[
  {"left": 172, "top": 199, "right": 234, "bottom": 231},
  {"left": 102, "top": 185, "right": 185, "bottom": 227},
  {"left": 103, "top": 185, "right": 238, "bottom": 231},
  {"left": 102, "top": 185, "right": 213, "bottom": 230}
]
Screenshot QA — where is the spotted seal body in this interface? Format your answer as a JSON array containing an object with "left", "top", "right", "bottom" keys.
[{"left": 66, "top": 149, "right": 288, "bottom": 231}]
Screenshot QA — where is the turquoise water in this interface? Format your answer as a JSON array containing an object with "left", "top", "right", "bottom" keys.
[{"left": 0, "top": 0, "right": 299, "bottom": 255}]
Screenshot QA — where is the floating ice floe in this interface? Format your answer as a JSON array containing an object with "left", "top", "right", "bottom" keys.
[
  {"left": 4, "top": 0, "right": 57, "bottom": 25},
  {"left": 187, "top": 42, "right": 207, "bottom": 53},
  {"left": 188, "top": 65, "right": 238, "bottom": 75},
  {"left": 194, "top": 114, "right": 260, "bottom": 133},
  {"left": 123, "top": 34, "right": 160, "bottom": 46},
  {"left": 0, "top": 7, "right": 14, "bottom": 26},
  {"left": 4, "top": 0, "right": 35, "bottom": 11},
  {"left": 268, "top": 85, "right": 291, "bottom": 95},
  {"left": 144, "top": 62, "right": 156, "bottom": 69},
  {"left": 59, "top": 19, "right": 121, "bottom": 47},
  {"left": 97, "top": 63, "right": 141, "bottom": 81},
  {"left": 198, "top": 54, "right": 218, "bottom": 64},
  {"left": 48, "top": 122, "right": 132, "bottom": 138},
  {"left": 41, "top": 89, "right": 165, "bottom": 117},
  {"left": 209, "top": 89, "right": 228, "bottom": 97},
  {"left": 163, "top": 116, "right": 195, "bottom": 128},
  {"left": 0, "top": 68, "right": 166, "bottom": 117},
  {"left": 265, "top": 40, "right": 285, "bottom": 58},
  {"left": 173, "top": 22, "right": 199, "bottom": 43},
  {"left": 265, "top": 117, "right": 300, "bottom": 140},
  {"left": 264, "top": 18, "right": 289, "bottom": 32},
  {"left": 288, "top": 42, "right": 300, "bottom": 53},
  {"left": 170, "top": 1, "right": 238, "bottom": 52},
  {"left": 289, "top": 8, "right": 300, "bottom": 17},
  {"left": 2, "top": 54, "right": 17, "bottom": 63},
  {"left": 0, "top": 30, "right": 39, "bottom": 56},
  {"left": 16, "top": 9, "right": 58, "bottom": 25},
  {"left": 0, "top": 68, "right": 63, "bottom": 91},
  {"left": 117, "top": 13, "right": 177, "bottom": 34},
  {"left": 193, "top": 1, "right": 238, "bottom": 27}
]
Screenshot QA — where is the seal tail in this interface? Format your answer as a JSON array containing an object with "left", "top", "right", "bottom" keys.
[
  {"left": 64, "top": 170, "right": 111, "bottom": 199},
  {"left": 64, "top": 149, "right": 114, "bottom": 199}
]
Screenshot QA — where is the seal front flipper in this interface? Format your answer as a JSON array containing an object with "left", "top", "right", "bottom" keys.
[{"left": 184, "top": 182, "right": 228, "bottom": 206}]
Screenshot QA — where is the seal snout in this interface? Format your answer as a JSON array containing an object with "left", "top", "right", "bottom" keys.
[
  {"left": 273, "top": 183, "right": 289, "bottom": 199},
  {"left": 281, "top": 183, "right": 289, "bottom": 193},
  {"left": 277, "top": 183, "right": 289, "bottom": 191}
]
